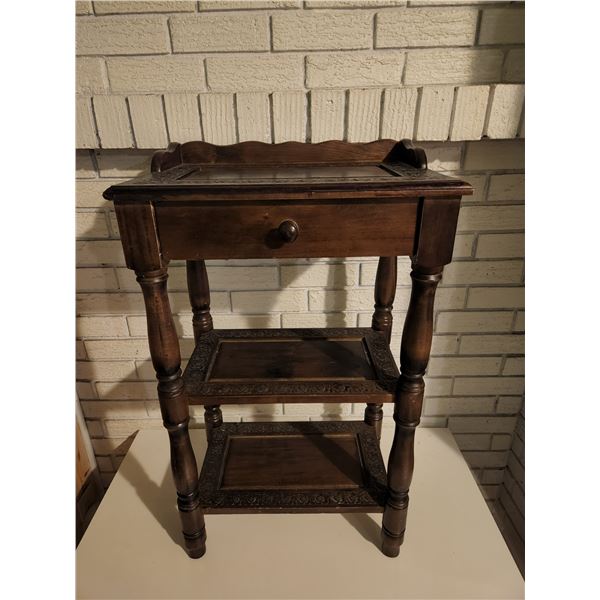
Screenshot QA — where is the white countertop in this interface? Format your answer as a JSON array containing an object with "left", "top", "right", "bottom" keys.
[{"left": 77, "top": 425, "right": 524, "bottom": 599}]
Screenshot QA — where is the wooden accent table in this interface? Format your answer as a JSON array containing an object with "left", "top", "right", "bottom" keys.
[{"left": 103, "top": 140, "right": 472, "bottom": 559}]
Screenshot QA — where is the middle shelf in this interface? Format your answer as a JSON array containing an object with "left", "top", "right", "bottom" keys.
[{"left": 182, "top": 327, "right": 400, "bottom": 405}]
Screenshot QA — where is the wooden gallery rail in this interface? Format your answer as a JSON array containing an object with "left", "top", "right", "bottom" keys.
[{"left": 103, "top": 139, "right": 472, "bottom": 558}]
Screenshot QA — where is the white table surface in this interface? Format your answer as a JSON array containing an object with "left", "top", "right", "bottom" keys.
[{"left": 77, "top": 425, "right": 524, "bottom": 600}]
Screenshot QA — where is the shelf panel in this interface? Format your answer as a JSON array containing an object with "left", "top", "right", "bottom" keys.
[
  {"left": 198, "top": 421, "right": 388, "bottom": 514},
  {"left": 183, "top": 327, "right": 399, "bottom": 405}
]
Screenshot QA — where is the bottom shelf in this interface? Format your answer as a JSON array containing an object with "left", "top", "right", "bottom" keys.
[{"left": 197, "top": 421, "right": 388, "bottom": 514}]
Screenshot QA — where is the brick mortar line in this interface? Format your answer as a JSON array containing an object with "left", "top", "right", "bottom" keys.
[{"left": 76, "top": 43, "right": 525, "bottom": 59}]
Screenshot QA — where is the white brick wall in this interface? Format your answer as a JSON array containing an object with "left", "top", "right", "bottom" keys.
[{"left": 76, "top": 1, "right": 525, "bottom": 533}]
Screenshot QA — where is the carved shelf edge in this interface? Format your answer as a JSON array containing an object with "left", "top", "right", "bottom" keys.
[
  {"left": 197, "top": 421, "right": 388, "bottom": 514},
  {"left": 182, "top": 327, "right": 399, "bottom": 403}
]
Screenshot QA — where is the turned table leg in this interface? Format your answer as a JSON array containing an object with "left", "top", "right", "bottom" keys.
[
  {"left": 381, "top": 264, "right": 442, "bottom": 558},
  {"left": 186, "top": 260, "right": 223, "bottom": 441},
  {"left": 138, "top": 269, "right": 207, "bottom": 559},
  {"left": 367, "top": 256, "right": 397, "bottom": 440}
]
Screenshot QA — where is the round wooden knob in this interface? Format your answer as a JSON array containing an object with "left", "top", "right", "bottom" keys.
[{"left": 277, "top": 220, "right": 299, "bottom": 243}]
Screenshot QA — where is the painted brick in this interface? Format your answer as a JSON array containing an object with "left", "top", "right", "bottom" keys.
[
  {"left": 306, "top": 52, "right": 404, "bottom": 88},
  {"left": 213, "top": 314, "right": 281, "bottom": 329},
  {"left": 306, "top": 1, "right": 405, "bottom": 6},
  {"left": 232, "top": 290, "right": 308, "bottom": 313},
  {"left": 481, "top": 469, "right": 505, "bottom": 485},
  {"left": 201, "top": 1, "right": 301, "bottom": 8},
  {"left": 491, "top": 434, "right": 513, "bottom": 451},
  {"left": 457, "top": 205, "right": 524, "bottom": 232},
  {"left": 487, "top": 174, "right": 525, "bottom": 202},
  {"left": 272, "top": 92, "right": 305, "bottom": 143},
  {"left": 449, "top": 415, "right": 517, "bottom": 434},
  {"left": 424, "top": 396, "right": 496, "bottom": 416},
  {"left": 359, "top": 257, "right": 412, "bottom": 285},
  {"left": 284, "top": 403, "right": 352, "bottom": 417},
  {"left": 236, "top": 93, "right": 271, "bottom": 143},
  {"left": 77, "top": 316, "right": 129, "bottom": 338},
  {"left": 83, "top": 339, "right": 151, "bottom": 360},
  {"left": 76, "top": 151, "right": 96, "bottom": 178},
  {"left": 77, "top": 382, "right": 96, "bottom": 400},
  {"left": 467, "top": 287, "right": 524, "bottom": 309},
  {"left": 281, "top": 312, "right": 357, "bottom": 328},
  {"left": 76, "top": 16, "right": 169, "bottom": 55},
  {"left": 77, "top": 361, "right": 137, "bottom": 381},
  {"left": 454, "top": 376, "right": 524, "bottom": 396},
  {"left": 95, "top": 151, "right": 153, "bottom": 177},
  {"left": 77, "top": 341, "right": 87, "bottom": 360},
  {"left": 76, "top": 98, "right": 98, "bottom": 149},
  {"left": 104, "top": 419, "right": 163, "bottom": 438},
  {"left": 347, "top": 89, "right": 382, "bottom": 142},
  {"left": 117, "top": 265, "right": 278, "bottom": 291},
  {"left": 431, "top": 334, "right": 459, "bottom": 355},
  {"left": 96, "top": 381, "right": 157, "bottom": 400},
  {"left": 453, "top": 233, "right": 475, "bottom": 258},
  {"left": 77, "top": 57, "right": 109, "bottom": 94},
  {"left": 427, "top": 356, "right": 501, "bottom": 377},
  {"left": 416, "top": 86, "right": 454, "bottom": 141},
  {"left": 282, "top": 264, "right": 359, "bottom": 288},
  {"left": 107, "top": 56, "right": 206, "bottom": 93},
  {"left": 503, "top": 49, "right": 524, "bottom": 83},
  {"left": 207, "top": 55, "right": 304, "bottom": 92},
  {"left": 450, "top": 86, "right": 489, "bottom": 141},
  {"left": 453, "top": 434, "right": 491, "bottom": 451},
  {"left": 310, "top": 286, "right": 465, "bottom": 311},
  {"left": 128, "top": 95, "right": 168, "bottom": 148},
  {"left": 77, "top": 1, "right": 93, "bottom": 15},
  {"left": 76, "top": 268, "right": 119, "bottom": 291},
  {"left": 442, "top": 260, "right": 523, "bottom": 285},
  {"left": 77, "top": 292, "right": 144, "bottom": 314},
  {"left": 479, "top": 8, "right": 525, "bottom": 45},
  {"left": 500, "top": 487, "right": 524, "bottom": 538},
  {"left": 310, "top": 90, "right": 345, "bottom": 142},
  {"left": 76, "top": 240, "right": 126, "bottom": 266},
  {"left": 423, "top": 377, "right": 452, "bottom": 397},
  {"left": 170, "top": 14, "right": 269, "bottom": 52},
  {"left": 503, "top": 357, "right": 525, "bottom": 376},
  {"left": 486, "top": 85, "right": 525, "bottom": 139},
  {"left": 463, "top": 451, "right": 508, "bottom": 469},
  {"left": 164, "top": 94, "right": 202, "bottom": 142},
  {"left": 381, "top": 88, "right": 417, "bottom": 139},
  {"left": 418, "top": 142, "right": 462, "bottom": 170},
  {"left": 273, "top": 11, "right": 371, "bottom": 51},
  {"left": 377, "top": 7, "right": 477, "bottom": 48},
  {"left": 405, "top": 49, "right": 503, "bottom": 85},
  {"left": 459, "top": 334, "right": 524, "bottom": 355},
  {"left": 93, "top": 96, "right": 134, "bottom": 149},
  {"left": 436, "top": 311, "right": 513, "bottom": 333},
  {"left": 95, "top": 455, "right": 113, "bottom": 472},
  {"left": 465, "top": 140, "right": 525, "bottom": 171},
  {"left": 460, "top": 174, "right": 487, "bottom": 202},
  {"left": 476, "top": 233, "right": 525, "bottom": 259},
  {"left": 93, "top": 1, "right": 196, "bottom": 14},
  {"left": 496, "top": 396, "right": 523, "bottom": 414},
  {"left": 90, "top": 436, "right": 132, "bottom": 455},
  {"left": 513, "top": 311, "right": 524, "bottom": 332},
  {"left": 199, "top": 94, "right": 237, "bottom": 144}
]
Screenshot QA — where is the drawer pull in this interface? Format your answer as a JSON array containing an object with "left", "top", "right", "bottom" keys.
[{"left": 277, "top": 220, "right": 299, "bottom": 243}]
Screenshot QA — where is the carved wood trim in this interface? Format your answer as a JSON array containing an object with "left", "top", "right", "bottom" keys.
[{"left": 197, "top": 421, "right": 388, "bottom": 513}]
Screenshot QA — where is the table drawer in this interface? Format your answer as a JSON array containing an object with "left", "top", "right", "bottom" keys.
[{"left": 155, "top": 201, "right": 419, "bottom": 260}]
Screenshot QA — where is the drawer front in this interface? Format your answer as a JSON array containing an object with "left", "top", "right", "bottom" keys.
[{"left": 155, "top": 201, "right": 419, "bottom": 260}]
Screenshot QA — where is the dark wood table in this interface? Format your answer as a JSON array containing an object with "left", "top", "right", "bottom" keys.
[{"left": 104, "top": 139, "right": 472, "bottom": 559}]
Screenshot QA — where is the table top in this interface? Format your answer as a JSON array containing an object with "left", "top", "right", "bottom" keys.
[
  {"left": 103, "top": 140, "right": 472, "bottom": 200},
  {"left": 76, "top": 427, "right": 523, "bottom": 600}
]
